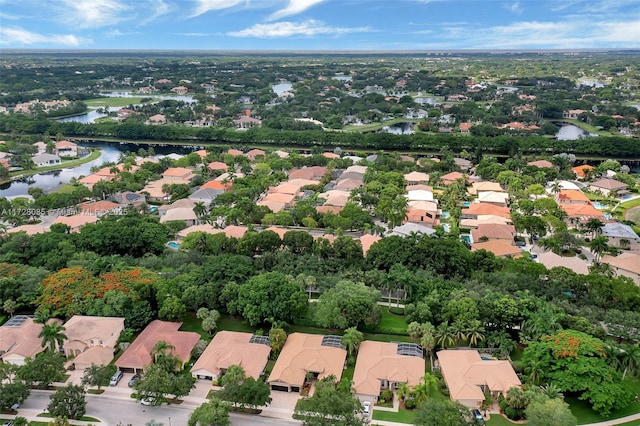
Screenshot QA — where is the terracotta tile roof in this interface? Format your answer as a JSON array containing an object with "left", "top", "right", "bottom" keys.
[
  {"left": 207, "top": 161, "right": 228, "bottom": 171},
  {"left": 227, "top": 149, "right": 243, "bottom": 156},
  {"left": 7, "top": 224, "right": 48, "bottom": 235},
  {"left": 289, "top": 166, "right": 328, "bottom": 181},
  {"left": 538, "top": 252, "right": 589, "bottom": 275},
  {"left": 115, "top": 320, "right": 200, "bottom": 371},
  {"left": 404, "top": 171, "right": 430, "bottom": 183},
  {"left": 322, "top": 152, "right": 340, "bottom": 159},
  {"left": 472, "top": 240, "right": 521, "bottom": 258},
  {"left": 265, "top": 226, "right": 289, "bottom": 239},
  {"left": 557, "top": 190, "right": 590, "bottom": 203},
  {"left": 360, "top": 234, "right": 381, "bottom": 255},
  {"left": 316, "top": 205, "right": 343, "bottom": 215},
  {"left": 268, "top": 333, "right": 346, "bottom": 388},
  {"left": 590, "top": 178, "right": 628, "bottom": 190},
  {"left": 527, "top": 160, "right": 554, "bottom": 168},
  {"left": 572, "top": 164, "right": 595, "bottom": 178},
  {"left": 78, "top": 200, "right": 121, "bottom": 215},
  {"left": 440, "top": 171, "right": 465, "bottom": 184},
  {"left": 163, "top": 167, "right": 195, "bottom": 178},
  {"left": 0, "top": 317, "right": 61, "bottom": 363},
  {"left": 462, "top": 203, "right": 511, "bottom": 219},
  {"left": 468, "top": 182, "right": 504, "bottom": 195},
  {"left": 560, "top": 203, "right": 605, "bottom": 219},
  {"left": 437, "top": 350, "right": 521, "bottom": 402},
  {"left": 353, "top": 341, "right": 424, "bottom": 397},
  {"left": 406, "top": 184, "right": 433, "bottom": 192},
  {"left": 602, "top": 252, "right": 640, "bottom": 275},
  {"left": 471, "top": 224, "right": 516, "bottom": 242},
  {"left": 191, "top": 331, "right": 271, "bottom": 380},
  {"left": 53, "top": 214, "right": 99, "bottom": 232},
  {"left": 201, "top": 180, "right": 230, "bottom": 191}
]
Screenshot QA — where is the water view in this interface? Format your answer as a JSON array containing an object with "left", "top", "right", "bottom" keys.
[
  {"left": 272, "top": 82, "right": 293, "bottom": 96},
  {"left": 381, "top": 122, "right": 415, "bottom": 135},
  {"left": 56, "top": 108, "right": 106, "bottom": 124},
  {"left": 0, "top": 142, "right": 196, "bottom": 198},
  {"left": 556, "top": 124, "right": 599, "bottom": 141}
]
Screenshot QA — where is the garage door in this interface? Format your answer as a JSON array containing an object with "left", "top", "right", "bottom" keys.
[
  {"left": 271, "top": 385, "right": 289, "bottom": 392},
  {"left": 291, "top": 386, "right": 300, "bottom": 393}
]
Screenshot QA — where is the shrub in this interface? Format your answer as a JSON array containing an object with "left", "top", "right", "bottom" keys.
[
  {"left": 404, "top": 398, "right": 417, "bottom": 409},
  {"left": 505, "top": 407, "right": 518, "bottom": 420},
  {"left": 499, "top": 399, "right": 508, "bottom": 412},
  {"left": 380, "top": 389, "right": 393, "bottom": 403}
]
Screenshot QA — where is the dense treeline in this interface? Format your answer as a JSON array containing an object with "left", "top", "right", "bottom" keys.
[{"left": 1, "top": 113, "right": 640, "bottom": 157}]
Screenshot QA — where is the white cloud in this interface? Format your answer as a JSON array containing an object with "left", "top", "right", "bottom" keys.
[
  {"left": 228, "top": 19, "right": 370, "bottom": 38},
  {"left": 268, "top": 0, "right": 325, "bottom": 21},
  {"left": 0, "top": 26, "right": 90, "bottom": 46},
  {"left": 190, "top": 0, "right": 244, "bottom": 17},
  {"left": 142, "top": 0, "right": 171, "bottom": 24},
  {"left": 505, "top": 1, "right": 523, "bottom": 14},
  {"left": 60, "top": 0, "right": 130, "bottom": 28}
]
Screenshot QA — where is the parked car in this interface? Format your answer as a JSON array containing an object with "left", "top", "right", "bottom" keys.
[
  {"left": 128, "top": 374, "right": 140, "bottom": 388},
  {"left": 362, "top": 401, "right": 371, "bottom": 416},
  {"left": 140, "top": 397, "right": 156, "bottom": 406},
  {"left": 472, "top": 409, "right": 485, "bottom": 425},
  {"left": 109, "top": 370, "right": 123, "bottom": 386},
  {"left": 10, "top": 402, "right": 19, "bottom": 410},
  {"left": 515, "top": 241, "right": 526, "bottom": 247},
  {"left": 3, "top": 421, "right": 14, "bottom": 426}
]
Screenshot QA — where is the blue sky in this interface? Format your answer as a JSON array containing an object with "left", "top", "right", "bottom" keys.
[{"left": 0, "top": 0, "right": 639, "bottom": 50}]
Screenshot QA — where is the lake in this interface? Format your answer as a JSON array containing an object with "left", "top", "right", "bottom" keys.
[
  {"left": 556, "top": 124, "right": 599, "bottom": 141},
  {"left": 415, "top": 97, "right": 439, "bottom": 106},
  {"left": 0, "top": 142, "right": 196, "bottom": 198},
  {"left": 272, "top": 82, "right": 292, "bottom": 96},
  {"left": 56, "top": 108, "right": 106, "bottom": 124},
  {"left": 381, "top": 122, "right": 414, "bottom": 135},
  {"left": 99, "top": 91, "right": 196, "bottom": 103}
]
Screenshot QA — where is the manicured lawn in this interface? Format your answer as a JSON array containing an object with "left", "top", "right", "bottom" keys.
[
  {"left": 179, "top": 312, "right": 209, "bottom": 340},
  {"left": 362, "top": 333, "right": 413, "bottom": 343},
  {"left": 569, "top": 396, "right": 640, "bottom": 425},
  {"left": 379, "top": 309, "right": 408, "bottom": 334},
  {"left": 372, "top": 406, "right": 416, "bottom": 424},
  {"left": 84, "top": 97, "right": 159, "bottom": 107},
  {"left": 615, "top": 420, "right": 640, "bottom": 426},
  {"left": 216, "top": 314, "right": 257, "bottom": 334},
  {"left": 343, "top": 363, "right": 355, "bottom": 382},
  {"left": 486, "top": 414, "right": 517, "bottom": 425}
]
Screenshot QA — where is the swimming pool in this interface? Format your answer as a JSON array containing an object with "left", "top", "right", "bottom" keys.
[
  {"left": 462, "top": 201, "right": 471, "bottom": 207},
  {"left": 166, "top": 241, "right": 180, "bottom": 250},
  {"left": 460, "top": 234, "right": 471, "bottom": 244},
  {"left": 443, "top": 224, "right": 451, "bottom": 233},
  {"left": 592, "top": 202, "right": 607, "bottom": 210},
  {"left": 442, "top": 211, "right": 450, "bottom": 219},
  {"left": 604, "top": 213, "right": 612, "bottom": 220}
]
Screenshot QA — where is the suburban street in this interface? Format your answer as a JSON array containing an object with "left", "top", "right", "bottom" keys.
[{"left": 18, "top": 391, "right": 301, "bottom": 426}]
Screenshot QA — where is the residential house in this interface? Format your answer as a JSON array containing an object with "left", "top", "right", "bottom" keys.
[
  {"left": 404, "top": 171, "right": 430, "bottom": 185},
  {"left": 162, "top": 167, "right": 196, "bottom": 183},
  {"left": 139, "top": 179, "right": 172, "bottom": 202},
  {"left": 78, "top": 174, "right": 112, "bottom": 190},
  {"left": 246, "top": 149, "right": 266, "bottom": 161},
  {"left": 0, "top": 316, "right": 60, "bottom": 365},
  {"left": 460, "top": 214, "right": 512, "bottom": 229},
  {"left": 353, "top": 341, "right": 424, "bottom": 403},
  {"left": 527, "top": 160, "right": 554, "bottom": 168},
  {"left": 537, "top": 252, "right": 589, "bottom": 275},
  {"left": 63, "top": 316, "right": 125, "bottom": 369},
  {"left": 33, "top": 141, "right": 48, "bottom": 154},
  {"left": 55, "top": 141, "right": 78, "bottom": 157},
  {"left": 476, "top": 191, "right": 510, "bottom": 207},
  {"left": 317, "top": 190, "right": 350, "bottom": 208},
  {"left": 207, "top": 161, "right": 229, "bottom": 172},
  {"left": 462, "top": 203, "right": 511, "bottom": 220},
  {"left": 32, "top": 153, "right": 61, "bottom": 167},
  {"left": 109, "top": 191, "right": 146, "bottom": 207},
  {"left": 472, "top": 240, "right": 522, "bottom": 258},
  {"left": 390, "top": 222, "right": 437, "bottom": 238},
  {"left": 560, "top": 204, "right": 605, "bottom": 225},
  {"left": 440, "top": 171, "right": 466, "bottom": 186},
  {"left": 470, "top": 224, "right": 516, "bottom": 243},
  {"left": 170, "top": 86, "right": 189, "bottom": 95},
  {"left": 563, "top": 109, "right": 587, "bottom": 119},
  {"left": 360, "top": 234, "right": 381, "bottom": 256},
  {"left": 334, "top": 178, "right": 363, "bottom": 191},
  {"left": 160, "top": 208, "right": 199, "bottom": 227},
  {"left": 556, "top": 190, "right": 590, "bottom": 205},
  {"left": 289, "top": 166, "right": 328, "bottom": 181},
  {"left": 234, "top": 116, "right": 262, "bottom": 129},
  {"left": 270, "top": 179, "right": 317, "bottom": 196},
  {"left": 53, "top": 214, "right": 99, "bottom": 233},
  {"left": 588, "top": 178, "right": 628, "bottom": 197},
  {"left": 454, "top": 158, "right": 473, "bottom": 171},
  {"left": 227, "top": 149, "right": 244, "bottom": 157},
  {"left": 258, "top": 193, "right": 296, "bottom": 213},
  {"left": 601, "top": 223, "right": 640, "bottom": 250},
  {"left": 406, "top": 184, "right": 433, "bottom": 193},
  {"left": 7, "top": 224, "right": 48, "bottom": 236},
  {"left": 115, "top": 320, "right": 200, "bottom": 374},
  {"left": 459, "top": 122, "right": 472, "bottom": 133},
  {"left": 468, "top": 182, "right": 504, "bottom": 196},
  {"left": 191, "top": 331, "right": 271, "bottom": 382},
  {"left": 437, "top": 350, "right": 521, "bottom": 408},
  {"left": 189, "top": 187, "right": 224, "bottom": 206},
  {"left": 406, "top": 200, "right": 439, "bottom": 226},
  {"left": 78, "top": 200, "right": 122, "bottom": 216},
  {"left": 322, "top": 152, "right": 340, "bottom": 159},
  {"left": 572, "top": 164, "right": 595, "bottom": 180},
  {"left": 601, "top": 252, "right": 640, "bottom": 285},
  {"left": 146, "top": 114, "right": 167, "bottom": 125},
  {"left": 268, "top": 333, "right": 347, "bottom": 393}
]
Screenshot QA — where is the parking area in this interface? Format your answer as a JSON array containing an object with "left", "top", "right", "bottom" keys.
[{"left": 261, "top": 390, "right": 301, "bottom": 419}]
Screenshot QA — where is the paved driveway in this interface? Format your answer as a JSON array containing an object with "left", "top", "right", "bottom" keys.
[{"left": 261, "top": 390, "right": 300, "bottom": 420}]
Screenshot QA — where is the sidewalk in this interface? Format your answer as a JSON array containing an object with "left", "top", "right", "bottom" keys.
[{"left": 1, "top": 409, "right": 105, "bottom": 425}]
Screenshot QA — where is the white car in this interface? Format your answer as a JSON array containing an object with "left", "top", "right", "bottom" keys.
[
  {"left": 362, "top": 401, "right": 371, "bottom": 416},
  {"left": 140, "top": 397, "right": 156, "bottom": 406}
]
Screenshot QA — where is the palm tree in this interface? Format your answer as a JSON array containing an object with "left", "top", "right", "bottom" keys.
[
  {"left": 540, "top": 383, "right": 564, "bottom": 400},
  {"left": 589, "top": 236, "right": 609, "bottom": 262},
  {"left": 451, "top": 320, "right": 468, "bottom": 345},
  {"left": 412, "top": 373, "right": 438, "bottom": 403},
  {"left": 584, "top": 218, "right": 604, "bottom": 239},
  {"left": 604, "top": 344, "right": 622, "bottom": 370},
  {"left": 38, "top": 323, "right": 67, "bottom": 352},
  {"left": 436, "top": 322, "right": 456, "bottom": 349},
  {"left": 396, "top": 382, "right": 410, "bottom": 403},
  {"left": 151, "top": 340, "right": 179, "bottom": 371},
  {"left": 549, "top": 181, "right": 561, "bottom": 196},
  {"left": 193, "top": 201, "right": 208, "bottom": 218},
  {"left": 407, "top": 322, "right": 424, "bottom": 343},
  {"left": 506, "top": 386, "right": 529, "bottom": 410},
  {"left": 524, "top": 359, "right": 545, "bottom": 386},
  {"left": 342, "top": 327, "right": 364, "bottom": 358},
  {"left": 618, "top": 344, "right": 640, "bottom": 379},
  {"left": 466, "top": 319, "right": 486, "bottom": 347}
]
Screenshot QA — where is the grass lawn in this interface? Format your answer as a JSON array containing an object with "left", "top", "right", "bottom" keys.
[
  {"left": 568, "top": 394, "right": 640, "bottom": 425},
  {"left": 84, "top": 97, "right": 159, "bottom": 107},
  {"left": 486, "top": 414, "right": 518, "bottom": 425},
  {"left": 615, "top": 420, "right": 640, "bottom": 426},
  {"left": 379, "top": 309, "right": 408, "bottom": 334},
  {"left": 8, "top": 149, "right": 101, "bottom": 179},
  {"left": 179, "top": 312, "right": 209, "bottom": 340},
  {"left": 343, "top": 363, "right": 355, "bottom": 382},
  {"left": 217, "top": 314, "right": 257, "bottom": 333},
  {"left": 372, "top": 406, "right": 416, "bottom": 424}
]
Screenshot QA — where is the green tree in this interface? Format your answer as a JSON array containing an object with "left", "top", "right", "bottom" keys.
[
  {"left": 39, "top": 322, "right": 67, "bottom": 352},
  {"left": 17, "top": 351, "right": 65, "bottom": 389},
  {"left": 81, "top": 364, "right": 116, "bottom": 392},
  {"left": 525, "top": 398, "right": 577, "bottom": 426},
  {"left": 217, "top": 365, "right": 271, "bottom": 410},
  {"left": 269, "top": 327, "right": 287, "bottom": 358},
  {"left": 414, "top": 398, "right": 469, "bottom": 426},
  {"left": 0, "top": 376, "right": 30, "bottom": 411},
  {"left": 589, "top": 236, "right": 609, "bottom": 262},
  {"left": 342, "top": 327, "right": 364, "bottom": 358},
  {"left": 47, "top": 384, "right": 86, "bottom": 420},
  {"left": 294, "top": 375, "right": 364, "bottom": 426},
  {"left": 197, "top": 307, "right": 221, "bottom": 336},
  {"left": 188, "top": 399, "right": 231, "bottom": 426},
  {"left": 3, "top": 298, "right": 17, "bottom": 317},
  {"left": 521, "top": 330, "right": 633, "bottom": 415},
  {"left": 314, "top": 280, "right": 380, "bottom": 329}
]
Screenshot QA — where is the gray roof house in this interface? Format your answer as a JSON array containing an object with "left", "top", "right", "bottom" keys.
[
  {"left": 32, "top": 153, "right": 61, "bottom": 167},
  {"left": 601, "top": 222, "right": 640, "bottom": 249},
  {"left": 189, "top": 187, "right": 225, "bottom": 206}
]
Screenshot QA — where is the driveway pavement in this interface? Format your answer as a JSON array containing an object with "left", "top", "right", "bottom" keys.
[{"left": 261, "top": 390, "right": 301, "bottom": 420}]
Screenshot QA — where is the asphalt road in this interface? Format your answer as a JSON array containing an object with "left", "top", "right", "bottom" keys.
[{"left": 22, "top": 391, "right": 300, "bottom": 426}]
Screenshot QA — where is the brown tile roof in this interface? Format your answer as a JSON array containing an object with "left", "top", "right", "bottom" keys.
[
  {"left": 437, "top": 350, "right": 521, "bottom": 402},
  {"left": 527, "top": 160, "right": 554, "bottom": 168},
  {"left": 462, "top": 203, "right": 511, "bottom": 218},
  {"left": 207, "top": 161, "right": 228, "bottom": 171},
  {"left": 360, "top": 234, "right": 381, "bottom": 255},
  {"left": 7, "top": 224, "right": 48, "bottom": 235},
  {"left": 440, "top": 171, "right": 465, "bottom": 184},
  {"left": 163, "top": 167, "right": 195, "bottom": 179},
  {"left": 289, "top": 166, "right": 328, "bottom": 181},
  {"left": 572, "top": 164, "right": 595, "bottom": 178},
  {"left": 471, "top": 224, "right": 516, "bottom": 241},
  {"left": 557, "top": 190, "right": 590, "bottom": 203},
  {"left": 53, "top": 214, "right": 99, "bottom": 232},
  {"left": 560, "top": 203, "right": 605, "bottom": 219},
  {"left": 191, "top": 331, "right": 271, "bottom": 380},
  {"left": 0, "top": 317, "right": 61, "bottom": 363},
  {"left": 78, "top": 200, "right": 121, "bottom": 215},
  {"left": 602, "top": 252, "right": 640, "bottom": 275},
  {"left": 472, "top": 240, "right": 521, "bottom": 258},
  {"left": 268, "top": 333, "right": 347, "bottom": 388},
  {"left": 64, "top": 316, "right": 124, "bottom": 351},
  {"left": 590, "top": 178, "right": 628, "bottom": 190},
  {"left": 353, "top": 341, "right": 424, "bottom": 397},
  {"left": 115, "top": 320, "right": 200, "bottom": 371}
]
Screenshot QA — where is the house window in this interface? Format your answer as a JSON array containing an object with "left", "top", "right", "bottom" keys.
[{"left": 89, "top": 340, "right": 93, "bottom": 344}]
